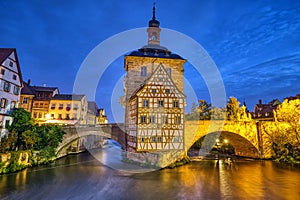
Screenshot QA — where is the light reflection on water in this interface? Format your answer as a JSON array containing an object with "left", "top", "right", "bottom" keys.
[{"left": 0, "top": 149, "right": 300, "bottom": 200}]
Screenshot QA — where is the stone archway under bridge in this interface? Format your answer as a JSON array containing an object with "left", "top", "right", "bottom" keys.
[{"left": 188, "top": 131, "right": 260, "bottom": 158}]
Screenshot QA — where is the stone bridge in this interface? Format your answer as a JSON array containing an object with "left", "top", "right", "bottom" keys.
[
  {"left": 56, "top": 123, "right": 125, "bottom": 157},
  {"left": 184, "top": 120, "right": 273, "bottom": 159},
  {"left": 57, "top": 120, "right": 274, "bottom": 165}
]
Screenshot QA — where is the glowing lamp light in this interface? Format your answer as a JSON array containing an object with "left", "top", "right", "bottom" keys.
[{"left": 45, "top": 113, "right": 51, "bottom": 120}]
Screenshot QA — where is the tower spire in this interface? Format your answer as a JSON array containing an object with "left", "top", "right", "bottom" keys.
[{"left": 152, "top": 2, "right": 156, "bottom": 20}]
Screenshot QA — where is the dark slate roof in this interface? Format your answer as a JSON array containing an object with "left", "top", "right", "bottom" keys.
[
  {"left": 52, "top": 94, "right": 85, "bottom": 101},
  {"left": 88, "top": 101, "right": 98, "bottom": 114},
  {"left": 127, "top": 46, "right": 184, "bottom": 60},
  {"left": 0, "top": 48, "right": 23, "bottom": 85},
  {"left": 21, "top": 81, "right": 35, "bottom": 95},
  {"left": 0, "top": 48, "right": 14, "bottom": 64},
  {"left": 32, "top": 86, "right": 58, "bottom": 92}
]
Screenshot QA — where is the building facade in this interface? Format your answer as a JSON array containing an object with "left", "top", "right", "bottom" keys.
[
  {"left": 0, "top": 48, "right": 23, "bottom": 135},
  {"left": 19, "top": 80, "right": 35, "bottom": 113},
  {"left": 47, "top": 94, "right": 88, "bottom": 125},
  {"left": 123, "top": 6, "right": 186, "bottom": 152}
]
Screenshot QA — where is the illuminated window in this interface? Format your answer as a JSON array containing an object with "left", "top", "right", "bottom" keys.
[{"left": 0, "top": 98, "right": 7, "bottom": 108}]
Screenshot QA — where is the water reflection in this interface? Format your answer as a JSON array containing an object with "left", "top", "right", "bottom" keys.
[{"left": 0, "top": 151, "right": 300, "bottom": 199}]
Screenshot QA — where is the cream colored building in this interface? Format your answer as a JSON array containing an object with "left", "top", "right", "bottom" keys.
[{"left": 46, "top": 94, "right": 88, "bottom": 125}]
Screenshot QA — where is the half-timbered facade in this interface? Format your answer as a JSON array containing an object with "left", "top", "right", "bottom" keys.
[
  {"left": 123, "top": 5, "right": 186, "bottom": 152},
  {"left": 127, "top": 63, "right": 185, "bottom": 151},
  {"left": 0, "top": 48, "right": 23, "bottom": 136}
]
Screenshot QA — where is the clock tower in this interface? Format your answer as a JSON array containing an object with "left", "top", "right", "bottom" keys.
[{"left": 147, "top": 4, "right": 161, "bottom": 46}]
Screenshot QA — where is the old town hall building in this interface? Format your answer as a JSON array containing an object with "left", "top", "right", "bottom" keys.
[{"left": 122, "top": 6, "right": 186, "bottom": 152}]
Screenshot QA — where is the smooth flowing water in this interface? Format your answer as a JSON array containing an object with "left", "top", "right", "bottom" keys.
[{"left": 1, "top": 142, "right": 300, "bottom": 200}]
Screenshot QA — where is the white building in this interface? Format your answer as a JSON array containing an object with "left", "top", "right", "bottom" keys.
[{"left": 0, "top": 48, "right": 23, "bottom": 137}]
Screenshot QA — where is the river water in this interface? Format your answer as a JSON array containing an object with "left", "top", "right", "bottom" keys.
[{"left": 1, "top": 141, "right": 300, "bottom": 200}]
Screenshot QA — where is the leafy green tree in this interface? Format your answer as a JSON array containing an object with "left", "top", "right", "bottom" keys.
[
  {"left": 197, "top": 100, "right": 211, "bottom": 120},
  {"left": 8, "top": 108, "right": 34, "bottom": 149},
  {"left": 226, "top": 97, "right": 241, "bottom": 120},
  {"left": 34, "top": 124, "right": 65, "bottom": 149},
  {"left": 22, "top": 130, "right": 38, "bottom": 150},
  {"left": 0, "top": 131, "right": 17, "bottom": 153},
  {"left": 185, "top": 100, "right": 211, "bottom": 120}
]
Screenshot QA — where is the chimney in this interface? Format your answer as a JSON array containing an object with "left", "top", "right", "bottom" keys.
[
  {"left": 259, "top": 99, "right": 262, "bottom": 104},
  {"left": 27, "top": 79, "right": 31, "bottom": 85}
]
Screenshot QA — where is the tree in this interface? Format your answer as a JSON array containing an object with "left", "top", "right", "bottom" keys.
[
  {"left": 8, "top": 108, "right": 34, "bottom": 149},
  {"left": 263, "top": 99, "right": 300, "bottom": 163},
  {"left": 185, "top": 100, "right": 211, "bottom": 120},
  {"left": 210, "top": 107, "right": 226, "bottom": 120},
  {"left": 34, "top": 124, "right": 65, "bottom": 150},
  {"left": 0, "top": 131, "right": 17, "bottom": 153},
  {"left": 226, "top": 97, "right": 241, "bottom": 121},
  {"left": 22, "top": 130, "right": 38, "bottom": 150},
  {"left": 197, "top": 100, "right": 211, "bottom": 120}
]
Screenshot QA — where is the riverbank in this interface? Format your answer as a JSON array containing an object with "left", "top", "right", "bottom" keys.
[{"left": 0, "top": 149, "right": 58, "bottom": 174}]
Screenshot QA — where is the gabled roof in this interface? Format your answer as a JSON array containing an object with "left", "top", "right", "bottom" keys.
[
  {"left": 0, "top": 48, "right": 14, "bottom": 64},
  {"left": 0, "top": 48, "right": 23, "bottom": 85},
  {"left": 32, "top": 86, "right": 59, "bottom": 93},
  {"left": 130, "top": 62, "right": 185, "bottom": 100},
  {"left": 52, "top": 94, "right": 85, "bottom": 101},
  {"left": 21, "top": 81, "right": 35, "bottom": 95},
  {"left": 88, "top": 101, "right": 98, "bottom": 114}
]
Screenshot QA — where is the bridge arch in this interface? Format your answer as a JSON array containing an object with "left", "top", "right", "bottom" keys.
[{"left": 189, "top": 131, "right": 260, "bottom": 158}]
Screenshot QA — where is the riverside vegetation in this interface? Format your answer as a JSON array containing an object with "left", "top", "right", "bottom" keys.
[{"left": 0, "top": 108, "right": 65, "bottom": 174}]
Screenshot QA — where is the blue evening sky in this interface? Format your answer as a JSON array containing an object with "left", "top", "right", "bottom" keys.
[{"left": 1, "top": 0, "right": 300, "bottom": 122}]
